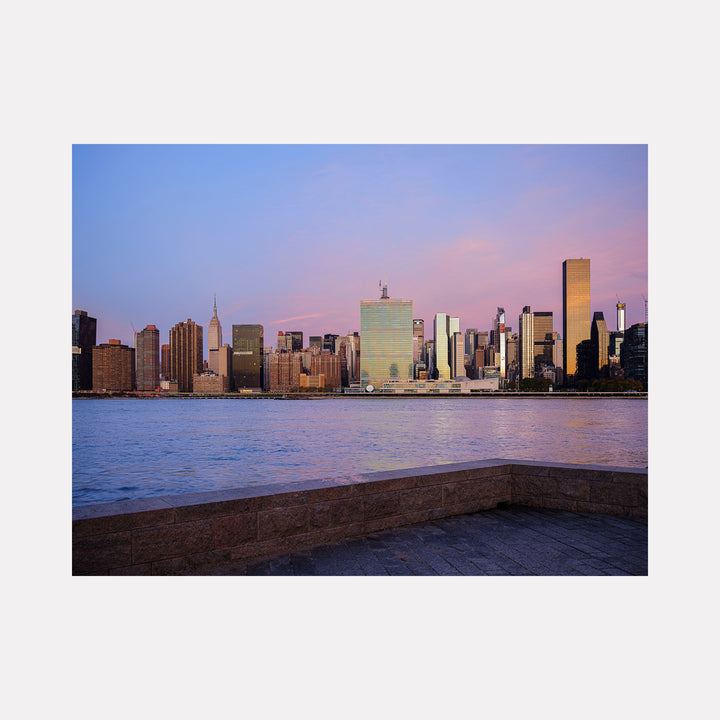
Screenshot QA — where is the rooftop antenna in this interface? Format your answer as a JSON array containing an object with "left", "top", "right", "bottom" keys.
[{"left": 641, "top": 293, "right": 648, "bottom": 323}]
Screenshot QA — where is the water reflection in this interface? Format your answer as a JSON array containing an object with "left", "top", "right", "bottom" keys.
[{"left": 73, "top": 397, "right": 648, "bottom": 505}]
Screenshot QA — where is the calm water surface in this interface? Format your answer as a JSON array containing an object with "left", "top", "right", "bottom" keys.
[{"left": 72, "top": 397, "right": 648, "bottom": 506}]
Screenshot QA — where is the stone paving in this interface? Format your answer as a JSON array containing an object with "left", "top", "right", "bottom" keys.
[{"left": 201, "top": 505, "right": 648, "bottom": 576}]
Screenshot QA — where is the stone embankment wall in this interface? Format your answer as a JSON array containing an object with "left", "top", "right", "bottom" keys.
[{"left": 72, "top": 459, "right": 647, "bottom": 575}]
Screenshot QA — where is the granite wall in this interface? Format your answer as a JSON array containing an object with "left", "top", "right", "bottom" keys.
[{"left": 72, "top": 459, "right": 647, "bottom": 575}]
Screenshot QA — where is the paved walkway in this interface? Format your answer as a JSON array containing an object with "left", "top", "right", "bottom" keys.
[{"left": 203, "top": 506, "right": 648, "bottom": 576}]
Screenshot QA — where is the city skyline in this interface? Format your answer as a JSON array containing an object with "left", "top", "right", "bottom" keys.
[{"left": 72, "top": 144, "right": 648, "bottom": 354}]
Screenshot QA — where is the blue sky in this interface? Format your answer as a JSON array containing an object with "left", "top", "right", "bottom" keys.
[{"left": 72, "top": 144, "right": 647, "bottom": 353}]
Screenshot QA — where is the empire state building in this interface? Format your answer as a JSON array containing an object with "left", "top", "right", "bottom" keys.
[{"left": 208, "top": 296, "right": 222, "bottom": 374}]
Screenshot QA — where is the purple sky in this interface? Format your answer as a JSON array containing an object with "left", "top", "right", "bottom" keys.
[{"left": 72, "top": 144, "right": 647, "bottom": 354}]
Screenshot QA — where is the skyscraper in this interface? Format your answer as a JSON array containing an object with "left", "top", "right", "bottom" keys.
[
  {"left": 616, "top": 301, "right": 626, "bottom": 332},
  {"left": 413, "top": 319, "right": 425, "bottom": 364},
  {"left": 208, "top": 296, "right": 222, "bottom": 374},
  {"left": 494, "top": 308, "right": 507, "bottom": 378},
  {"left": 135, "top": 324, "right": 160, "bottom": 391},
  {"left": 562, "top": 259, "right": 591, "bottom": 378},
  {"left": 532, "top": 311, "right": 554, "bottom": 371},
  {"left": 519, "top": 306, "right": 534, "bottom": 380},
  {"left": 284, "top": 331, "right": 304, "bottom": 352},
  {"left": 433, "top": 313, "right": 459, "bottom": 380},
  {"left": 72, "top": 309, "right": 97, "bottom": 391},
  {"left": 590, "top": 312, "right": 610, "bottom": 375},
  {"left": 160, "top": 344, "right": 170, "bottom": 380},
  {"left": 232, "top": 324, "right": 264, "bottom": 390},
  {"left": 169, "top": 319, "right": 203, "bottom": 393},
  {"left": 92, "top": 339, "right": 135, "bottom": 391},
  {"left": 451, "top": 332, "right": 465, "bottom": 378},
  {"left": 360, "top": 285, "right": 413, "bottom": 388},
  {"left": 620, "top": 322, "right": 648, "bottom": 388}
]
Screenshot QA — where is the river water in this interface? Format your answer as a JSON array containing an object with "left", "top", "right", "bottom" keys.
[{"left": 72, "top": 397, "right": 648, "bottom": 506}]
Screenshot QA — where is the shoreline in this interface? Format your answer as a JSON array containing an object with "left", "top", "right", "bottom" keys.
[{"left": 72, "top": 391, "right": 647, "bottom": 399}]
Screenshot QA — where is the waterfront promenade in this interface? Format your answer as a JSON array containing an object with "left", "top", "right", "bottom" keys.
[
  {"left": 194, "top": 505, "right": 648, "bottom": 576},
  {"left": 73, "top": 459, "right": 648, "bottom": 576}
]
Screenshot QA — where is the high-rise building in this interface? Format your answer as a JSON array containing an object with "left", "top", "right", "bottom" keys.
[
  {"left": 562, "top": 259, "right": 591, "bottom": 378},
  {"left": 308, "top": 336, "right": 322, "bottom": 353},
  {"left": 160, "top": 344, "right": 170, "bottom": 380},
  {"left": 135, "top": 324, "right": 160, "bottom": 391},
  {"left": 338, "top": 333, "right": 360, "bottom": 386},
  {"left": 616, "top": 302, "right": 626, "bottom": 333},
  {"left": 72, "top": 309, "right": 97, "bottom": 391},
  {"left": 532, "top": 311, "right": 554, "bottom": 371},
  {"left": 267, "top": 351, "right": 303, "bottom": 391},
  {"left": 433, "top": 313, "right": 458, "bottom": 380},
  {"left": 519, "top": 306, "right": 534, "bottom": 380},
  {"left": 425, "top": 339, "right": 435, "bottom": 379},
  {"left": 323, "top": 334, "right": 339, "bottom": 353},
  {"left": 232, "top": 324, "right": 263, "bottom": 390},
  {"left": 284, "top": 331, "right": 304, "bottom": 353},
  {"left": 360, "top": 285, "right": 413, "bottom": 388},
  {"left": 590, "top": 311, "right": 609, "bottom": 375},
  {"left": 169, "top": 319, "right": 203, "bottom": 393},
  {"left": 92, "top": 339, "right": 135, "bottom": 391},
  {"left": 311, "top": 350, "right": 343, "bottom": 390},
  {"left": 412, "top": 319, "right": 425, "bottom": 364},
  {"left": 464, "top": 328, "right": 478, "bottom": 356},
  {"left": 451, "top": 332, "right": 465, "bottom": 378},
  {"left": 208, "top": 296, "right": 222, "bottom": 374},
  {"left": 621, "top": 322, "right": 647, "bottom": 388},
  {"left": 494, "top": 308, "right": 507, "bottom": 378},
  {"left": 219, "top": 343, "right": 233, "bottom": 385}
]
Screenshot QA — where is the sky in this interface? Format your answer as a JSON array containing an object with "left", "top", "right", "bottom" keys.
[{"left": 72, "top": 144, "right": 647, "bottom": 354}]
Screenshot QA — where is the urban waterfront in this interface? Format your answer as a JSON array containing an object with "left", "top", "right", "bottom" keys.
[{"left": 72, "top": 397, "right": 648, "bottom": 507}]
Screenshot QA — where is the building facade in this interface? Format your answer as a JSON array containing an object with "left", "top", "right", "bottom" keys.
[
  {"left": 193, "top": 372, "right": 230, "bottom": 393},
  {"left": 92, "top": 340, "right": 135, "bottom": 391},
  {"left": 533, "top": 311, "right": 554, "bottom": 371},
  {"left": 169, "top": 319, "right": 203, "bottom": 393},
  {"left": 590, "top": 311, "right": 610, "bottom": 376},
  {"left": 72, "top": 310, "right": 97, "bottom": 391},
  {"left": 208, "top": 297, "right": 222, "bottom": 374},
  {"left": 519, "top": 306, "right": 534, "bottom": 380},
  {"left": 562, "top": 258, "right": 592, "bottom": 378},
  {"left": 621, "top": 322, "right": 648, "bottom": 388},
  {"left": 267, "top": 351, "right": 304, "bottom": 391},
  {"left": 494, "top": 308, "right": 507, "bottom": 378},
  {"left": 360, "top": 286, "right": 413, "bottom": 388},
  {"left": 232, "top": 324, "right": 264, "bottom": 390},
  {"left": 135, "top": 324, "right": 160, "bottom": 391},
  {"left": 311, "top": 351, "right": 343, "bottom": 390}
]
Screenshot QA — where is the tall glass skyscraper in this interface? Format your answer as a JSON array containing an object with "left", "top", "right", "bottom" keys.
[
  {"left": 232, "top": 324, "right": 264, "bottom": 390},
  {"left": 360, "top": 286, "right": 413, "bottom": 388},
  {"left": 562, "top": 258, "right": 591, "bottom": 378}
]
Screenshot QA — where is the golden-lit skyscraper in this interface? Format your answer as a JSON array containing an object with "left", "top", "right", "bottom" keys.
[{"left": 562, "top": 259, "right": 591, "bottom": 377}]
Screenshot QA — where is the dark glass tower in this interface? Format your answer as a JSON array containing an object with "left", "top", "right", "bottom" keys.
[
  {"left": 72, "top": 310, "right": 97, "bottom": 391},
  {"left": 232, "top": 325, "right": 264, "bottom": 390}
]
